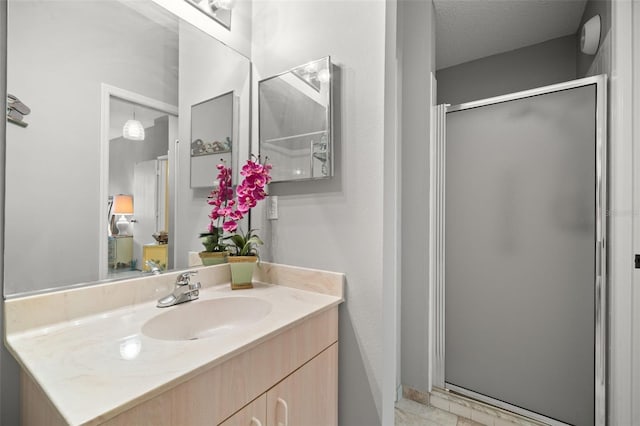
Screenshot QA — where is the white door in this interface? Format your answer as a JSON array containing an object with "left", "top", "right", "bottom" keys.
[{"left": 133, "top": 159, "right": 158, "bottom": 269}]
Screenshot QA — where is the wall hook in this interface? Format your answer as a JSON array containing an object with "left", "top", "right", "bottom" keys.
[{"left": 7, "top": 94, "right": 30, "bottom": 127}]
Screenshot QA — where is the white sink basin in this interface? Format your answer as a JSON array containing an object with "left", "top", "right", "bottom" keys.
[{"left": 142, "top": 297, "right": 272, "bottom": 341}]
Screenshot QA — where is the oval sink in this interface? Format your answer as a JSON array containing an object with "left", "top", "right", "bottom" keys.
[{"left": 142, "top": 297, "right": 272, "bottom": 341}]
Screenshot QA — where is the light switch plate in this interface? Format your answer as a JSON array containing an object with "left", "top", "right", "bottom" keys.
[{"left": 267, "top": 196, "right": 278, "bottom": 220}]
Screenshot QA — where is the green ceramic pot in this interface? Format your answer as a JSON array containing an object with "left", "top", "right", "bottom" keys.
[
  {"left": 198, "top": 251, "right": 228, "bottom": 266},
  {"left": 228, "top": 256, "right": 258, "bottom": 289}
]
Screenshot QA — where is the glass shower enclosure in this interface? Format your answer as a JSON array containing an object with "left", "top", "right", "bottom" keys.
[{"left": 432, "top": 76, "right": 606, "bottom": 426}]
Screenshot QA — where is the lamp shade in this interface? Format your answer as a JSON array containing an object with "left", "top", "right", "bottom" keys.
[
  {"left": 113, "top": 194, "right": 134, "bottom": 215},
  {"left": 123, "top": 119, "right": 145, "bottom": 141}
]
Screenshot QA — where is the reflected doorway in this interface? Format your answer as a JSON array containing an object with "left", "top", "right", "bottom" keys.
[{"left": 100, "top": 85, "right": 178, "bottom": 280}]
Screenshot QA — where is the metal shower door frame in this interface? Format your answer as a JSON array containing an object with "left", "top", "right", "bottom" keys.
[{"left": 428, "top": 75, "right": 607, "bottom": 425}]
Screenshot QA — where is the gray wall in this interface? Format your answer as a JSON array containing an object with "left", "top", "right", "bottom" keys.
[
  {"left": 577, "top": 0, "right": 611, "bottom": 77},
  {"left": 436, "top": 35, "right": 577, "bottom": 105},
  {"left": 1, "top": 0, "right": 20, "bottom": 423},
  {"left": 399, "top": 0, "right": 436, "bottom": 395},
  {"left": 4, "top": 1, "right": 178, "bottom": 295},
  {"left": 175, "top": 20, "right": 250, "bottom": 269},
  {"left": 251, "top": 1, "right": 388, "bottom": 423}
]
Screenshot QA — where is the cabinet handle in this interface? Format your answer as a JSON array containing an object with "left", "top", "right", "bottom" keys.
[
  {"left": 250, "top": 417, "right": 262, "bottom": 426},
  {"left": 276, "top": 397, "right": 289, "bottom": 426}
]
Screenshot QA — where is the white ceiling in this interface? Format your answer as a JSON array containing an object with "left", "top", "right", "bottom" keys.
[{"left": 434, "top": 0, "right": 588, "bottom": 70}]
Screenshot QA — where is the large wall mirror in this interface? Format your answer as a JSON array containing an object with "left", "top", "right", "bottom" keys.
[
  {"left": 4, "top": 0, "right": 251, "bottom": 297},
  {"left": 259, "top": 56, "right": 333, "bottom": 182}
]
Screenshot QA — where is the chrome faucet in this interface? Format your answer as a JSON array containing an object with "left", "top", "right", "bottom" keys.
[
  {"left": 157, "top": 271, "right": 201, "bottom": 308},
  {"left": 145, "top": 260, "right": 162, "bottom": 275}
]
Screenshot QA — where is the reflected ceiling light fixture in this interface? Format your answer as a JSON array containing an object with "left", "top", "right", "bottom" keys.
[
  {"left": 123, "top": 108, "right": 145, "bottom": 141},
  {"left": 580, "top": 15, "right": 601, "bottom": 55}
]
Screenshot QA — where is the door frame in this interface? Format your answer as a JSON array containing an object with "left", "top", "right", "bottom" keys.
[
  {"left": 99, "top": 84, "right": 178, "bottom": 280},
  {"left": 428, "top": 75, "right": 607, "bottom": 425}
]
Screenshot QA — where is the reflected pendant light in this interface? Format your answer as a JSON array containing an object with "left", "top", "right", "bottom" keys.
[{"left": 123, "top": 110, "right": 145, "bottom": 141}]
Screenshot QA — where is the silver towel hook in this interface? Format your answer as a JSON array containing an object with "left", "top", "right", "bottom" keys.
[{"left": 7, "top": 93, "right": 31, "bottom": 128}]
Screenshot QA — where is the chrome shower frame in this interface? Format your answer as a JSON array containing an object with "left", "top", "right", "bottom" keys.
[{"left": 429, "top": 75, "right": 607, "bottom": 426}]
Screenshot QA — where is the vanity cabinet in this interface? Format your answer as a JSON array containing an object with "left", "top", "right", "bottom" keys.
[
  {"left": 107, "top": 236, "right": 133, "bottom": 269},
  {"left": 265, "top": 343, "right": 338, "bottom": 426},
  {"left": 21, "top": 307, "right": 338, "bottom": 426},
  {"left": 219, "top": 343, "right": 338, "bottom": 426},
  {"left": 219, "top": 394, "right": 266, "bottom": 426},
  {"left": 11, "top": 263, "right": 344, "bottom": 426},
  {"left": 90, "top": 306, "right": 336, "bottom": 426}
]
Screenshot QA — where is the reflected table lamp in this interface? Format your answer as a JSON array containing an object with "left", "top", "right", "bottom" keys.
[{"left": 113, "top": 194, "right": 134, "bottom": 236}]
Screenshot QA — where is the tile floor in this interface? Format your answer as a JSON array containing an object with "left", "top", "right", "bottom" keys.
[{"left": 395, "top": 398, "right": 484, "bottom": 426}]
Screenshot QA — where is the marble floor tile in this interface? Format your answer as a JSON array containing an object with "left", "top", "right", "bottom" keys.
[
  {"left": 395, "top": 406, "right": 442, "bottom": 426},
  {"left": 395, "top": 399, "right": 458, "bottom": 426},
  {"left": 457, "top": 418, "right": 485, "bottom": 426}
]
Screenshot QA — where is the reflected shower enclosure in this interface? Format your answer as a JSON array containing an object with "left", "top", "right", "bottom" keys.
[{"left": 259, "top": 57, "right": 333, "bottom": 182}]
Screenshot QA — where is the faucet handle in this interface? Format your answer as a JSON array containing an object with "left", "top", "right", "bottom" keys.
[{"left": 176, "top": 270, "right": 198, "bottom": 286}]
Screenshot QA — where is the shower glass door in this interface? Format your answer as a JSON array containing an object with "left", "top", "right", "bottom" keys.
[{"left": 443, "top": 77, "right": 606, "bottom": 426}]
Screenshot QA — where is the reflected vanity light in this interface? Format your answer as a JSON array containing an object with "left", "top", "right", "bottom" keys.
[
  {"left": 197, "top": 0, "right": 235, "bottom": 12},
  {"left": 292, "top": 59, "right": 331, "bottom": 89},
  {"left": 119, "top": 335, "right": 142, "bottom": 360},
  {"left": 113, "top": 194, "right": 134, "bottom": 236},
  {"left": 186, "top": 0, "right": 233, "bottom": 29},
  {"left": 317, "top": 69, "right": 331, "bottom": 83},
  {"left": 211, "top": 0, "right": 235, "bottom": 10}
]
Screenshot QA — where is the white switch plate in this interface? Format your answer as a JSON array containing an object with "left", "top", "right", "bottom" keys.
[{"left": 267, "top": 195, "right": 278, "bottom": 220}]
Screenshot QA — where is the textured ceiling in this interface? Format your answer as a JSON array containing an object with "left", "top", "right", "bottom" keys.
[{"left": 435, "top": 0, "right": 588, "bottom": 70}]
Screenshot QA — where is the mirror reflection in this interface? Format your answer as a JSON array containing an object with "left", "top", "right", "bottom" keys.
[
  {"left": 259, "top": 56, "right": 333, "bottom": 182},
  {"left": 108, "top": 97, "right": 177, "bottom": 279},
  {"left": 184, "top": 0, "right": 233, "bottom": 30},
  {"left": 4, "top": 0, "right": 250, "bottom": 296},
  {"left": 190, "top": 91, "right": 235, "bottom": 188}
]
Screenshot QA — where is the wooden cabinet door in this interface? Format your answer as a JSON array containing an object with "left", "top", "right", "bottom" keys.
[
  {"left": 219, "top": 394, "right": 266, "bottom": 426},
  {"left": 266, "top": 343, "right": 338, "bottom": 426}
]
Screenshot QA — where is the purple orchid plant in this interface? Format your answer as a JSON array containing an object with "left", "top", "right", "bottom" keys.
[{"left": 201, "top": 155, "right": 272, "bottom": 256}]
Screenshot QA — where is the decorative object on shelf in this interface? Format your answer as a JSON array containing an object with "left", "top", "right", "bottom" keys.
[
  {"left": 152, "top": 231, "right": 169, "bottom": 245},
  {"left": 112, "top": 194, "right": 134, "bottom": 236},
  {"left": 190, "top": 90, "right": 236, "bottom": 188},
  {"left": 206, "top": 156, "right": 272, "bottom": 289},
  {"left": 191, "top": 136, "right": 231, "bottom": 157}
]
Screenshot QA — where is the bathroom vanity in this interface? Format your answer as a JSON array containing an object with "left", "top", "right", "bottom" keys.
[{"left": 5, "top": 263, "right": 344, "bottom": 425}]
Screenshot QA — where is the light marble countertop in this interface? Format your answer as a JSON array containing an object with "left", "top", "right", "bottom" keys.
[{"left": 5, "top": 263, "right": 344, "bottom": 425}]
